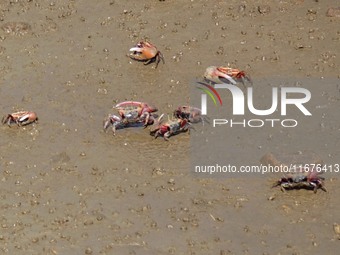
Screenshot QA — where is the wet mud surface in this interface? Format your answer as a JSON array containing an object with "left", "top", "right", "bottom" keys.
[{"left": 0, "top": 1, "right": 339, "bottom": 254}]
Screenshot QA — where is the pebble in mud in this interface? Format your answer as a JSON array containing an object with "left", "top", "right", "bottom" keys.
[
  {"left": 268, "top": 195, "right": 276, "bottom": 201},
  {"left": 1, "top": 22, "right": 31, "bottom": 36},
  {"left": 334, "top": 223, "right": 340, "bottom": 239},
  {"left": 258, "top": 5, "right": 271, "bottom": 15},
  {"left": 326, "top": 7, "right": 340, "bottom": 17},
  {"left": 85, "top": 247, "right": 93, "bottom": 254}
]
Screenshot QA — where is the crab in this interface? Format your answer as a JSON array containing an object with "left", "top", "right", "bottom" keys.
[
  {"left": 2, "top": 111, "right": 38, "bottom": 126},
  {"left": 114, "top": 101, "right": 157, "bottom": 128},
  {"left": 204, "top": 66, "right": 252, "bottom": 86},
  {"left": 150, "top": 114, "right": 191, "bottom": 141},
  {"left": 272, "top": 167, "right": 327, "bottom": 193},
  {"left": 173, "top": 106, "right": 203, "bottom": 123},
  {"left": 103, "top": 114, "right": 147, "bottom": 136},
  {"left": 129, "top": 41, "right": 164, "bottom": 68}
]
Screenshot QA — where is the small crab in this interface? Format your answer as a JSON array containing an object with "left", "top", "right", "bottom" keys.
[
  {"left": 103, "top": 114, "right": 146, "bottom": 136},
  {"left": 273, "top": 167, "right": 327, "bottom": 193},
  {"left": 114, "top": 101, "right": 157, "bottom": 128},
  {"left": 2, "top": 111, "right": 38, "bottom": 126},
  {"left": 150, "top": 114, "right": 191, "bottom": 141},
  {"left": 129, "top": 41, "right": 164, "bottom": 68},
  {"left": 204, "top": 66, "right": 252, "bottom": 86},
  {"left": 173, "top": 106, "right": 203, "bottom": 123}
]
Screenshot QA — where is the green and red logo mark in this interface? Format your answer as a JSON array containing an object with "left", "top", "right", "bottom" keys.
[{"left": 197, "top": 82, "right": 222, "bottom": 106}]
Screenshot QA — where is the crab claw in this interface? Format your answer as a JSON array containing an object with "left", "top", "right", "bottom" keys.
[
  {"left": 157, "top": 113, "right": 165, "bottom": 123},
  {"left": 115, "top": 101, "right": 158, "bottom": 113},
  {"left": 115, "top": 101, "right": 143, "bottom": 108},
  {"left": 19, "top": 114, "right": 31, "bottom": 123},
  {"left": 204, "top": 66, "right": 237, "bottom": 85},
  {"left": 129, "top": 47, "right": 143, "bottom": 53}
]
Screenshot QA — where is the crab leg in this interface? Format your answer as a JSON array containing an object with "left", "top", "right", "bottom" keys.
[{"left": 1, "top": 115, "right": 10, "bottom": 125}]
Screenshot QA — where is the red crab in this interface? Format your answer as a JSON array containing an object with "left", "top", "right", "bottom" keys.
[
  {"left": 129, "top": 41, "right": 164, "bottom": 68},
  {"left": 2, "top": 111, "right": 38, "bottom": 126},
  {"left": 272, "top": 167, "right": 327, "bottom": 193},
  {"left": 114, "top": 101, "right": 157, "bottom": 128},
  {"left": 150, "top": 114, "right": 191, "bottom": 141},
  {"left": 204, "top": 66, "right": 252, "bottom": 86},
  {"left": 173, "top": 106, "right": 203, "bottom": 123}
]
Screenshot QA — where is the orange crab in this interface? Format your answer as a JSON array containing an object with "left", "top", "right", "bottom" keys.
[
  {"left": 204, "top": 66, "right": 252, "bottom": 86},
  {"left": 2, "top": 111, "right": 38, "bottom": 126},
  {"left": 129, "top": 41, "right": 164, "bottom": 68}
]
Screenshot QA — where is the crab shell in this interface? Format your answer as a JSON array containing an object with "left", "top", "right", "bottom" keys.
[
  {"left": 2, "top": 111, "right": 38, "bottom": 126},
  {"left": 204, "top": 66, "right": 252, "bottom": 85},
  {"left": 103, "top": 112, "right": 152, "bottom": 136},
  {"left": 164, "top": 118, "right": 188, "bottom": 132},
  {"left": 204, "top": 66, "right": 237, "bottom": 85},
  {"left": 217, "top": 66, "right": 253, "bottom": 85}
]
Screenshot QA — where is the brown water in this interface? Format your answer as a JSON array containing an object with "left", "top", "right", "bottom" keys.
[{"left": 0, "top": 1, "right": 339, "bottom": 254}]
